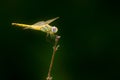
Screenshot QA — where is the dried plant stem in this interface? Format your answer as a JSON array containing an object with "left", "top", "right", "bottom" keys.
[{"left": 46, "top": 35, "right": 61, "bottom": 80}]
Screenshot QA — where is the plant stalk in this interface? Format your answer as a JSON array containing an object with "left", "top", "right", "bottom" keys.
[{"left": 46, "top": 35, "right": 60, "bottom": 80}]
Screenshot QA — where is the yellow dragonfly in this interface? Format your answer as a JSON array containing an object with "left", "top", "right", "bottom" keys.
[{"left": 12, "top": 17, "right": 59, "bottom": 37}]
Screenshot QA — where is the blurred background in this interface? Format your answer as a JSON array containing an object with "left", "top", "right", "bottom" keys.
[{"left": 0, "top": 0, "right": 120, "bottom": 80}]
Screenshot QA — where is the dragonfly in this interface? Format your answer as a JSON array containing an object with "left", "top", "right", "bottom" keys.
[{"left": 12, "top": 17, "right": 59, "bottom": 37}]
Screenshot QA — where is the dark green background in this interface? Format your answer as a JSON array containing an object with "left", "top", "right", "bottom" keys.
[{"left": 0, "top": 0, "right": 120, "bottom": 80}]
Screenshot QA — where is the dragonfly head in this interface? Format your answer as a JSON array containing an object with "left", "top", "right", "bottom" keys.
[{"left": 51, "top": 26, "right": 58, "bottom": 33}]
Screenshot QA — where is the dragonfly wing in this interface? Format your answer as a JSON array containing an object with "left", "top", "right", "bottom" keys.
[
  {"left": 31, "top": 21, "right": 46, "bottom": 30},
  {"left": 32, "top": 21, "right": 46, "bottom": 26},
  {"left": 45, "top": 17, "right": 59, "bottom": 24},
  {"left": 32, "top": 17, "right": 59, "bottom": 26}
]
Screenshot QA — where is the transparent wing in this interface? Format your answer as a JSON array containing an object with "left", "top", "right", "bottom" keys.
[
  {"left": 31, "top": 21, "right": 47, "bottom": 30},
  {"left": 45, "top": 17, "right": 59, "bottom": 24},
  {"left": 32, "top": 21, "right": 46, "bottom": 26},
  {"left": 32, "top": 17, "right": 59, "bottom": 26}
]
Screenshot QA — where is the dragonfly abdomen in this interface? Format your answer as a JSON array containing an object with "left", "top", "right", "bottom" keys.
[{"left": 12, "top": 23, "right": 31, "bottom": 28}]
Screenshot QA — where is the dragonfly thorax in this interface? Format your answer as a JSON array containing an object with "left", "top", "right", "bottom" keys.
[{"left": 51, "top": 26, "right": 58, "bottom": 33}]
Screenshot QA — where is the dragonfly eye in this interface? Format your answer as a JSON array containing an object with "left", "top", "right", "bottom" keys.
[{"left": 51, "top": 26, "right": 58, "bottom": 33}]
